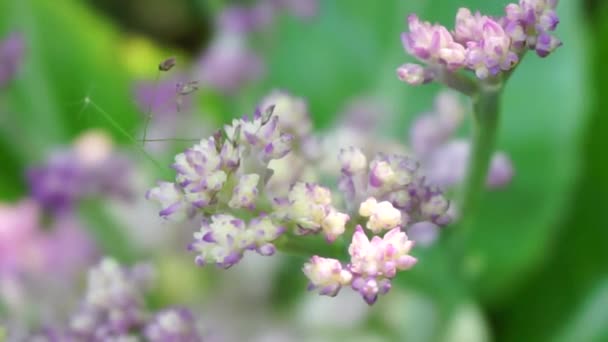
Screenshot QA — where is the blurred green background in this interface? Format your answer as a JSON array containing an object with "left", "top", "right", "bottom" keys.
[{"left": 0, "top": 0, "right": 607, "bottom": 341}]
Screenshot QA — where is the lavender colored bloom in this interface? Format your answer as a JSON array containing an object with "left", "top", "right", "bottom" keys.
[
  {"left": 338, "top": 148, "right": 452, "bottom": 226},
  {"left": 409, "top": 91, "right": 464, "bottom": 157},
  {"left": 147, "top": 102, "right": 294, "bottom": 222},
  {"left": 189, "top": 214, "right": 284, "bottom": 268},
  {"left": 0, "top": 200, "right": 44, "bottom": 275},
  {"left": 461, "top": 16, "right": 519, "bottom": 78},
  {"left": 27, "top": 152, "right": 85, "bottom": 214},
  {"left": 504, "top": 0, "right": 561, "bottom": 56},
  {"left": 0, "top": 32, "right": 25, "bottom": 87},
  {"left": 27, "top": 131, "right": 133, "bottom": 214},
  {"left": 409, "top": 91, "right": 514, "bottom": 191},
  {"left": 398, "top": 1, "right": 561, "bottom": 82},
  {"left": 347, "top": 226, "right": 417, "bottom": 305},
  {"left": 424, "top": 140, "right": 514, "bottom": 190},
  {"left": 134, "top": 77, "right": 191, "bottom": 118},
  {"left": 397, "top": 63, "right": 435, "bottom": 85},
  {"left": 144, "top": 307, "right": 202, "bottom": 342},
  {"left": 275, "top": 182, "right": 350, "bottom": 242},
  {"left": 402, "top": 14, "right": 466, "bottom": 70},
  {"left": 0, "top": 200, "right": 96, "bottom": 281},
  {"left": 303, "top": 256, "right": 352, "bottom": 297},
  {"left": 197, "top": 32, "right": 264, "bottom": 94}
]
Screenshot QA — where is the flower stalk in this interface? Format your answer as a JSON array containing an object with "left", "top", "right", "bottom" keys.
[{"left": 460, "top": 83, "right": 503, "bottom": 221}]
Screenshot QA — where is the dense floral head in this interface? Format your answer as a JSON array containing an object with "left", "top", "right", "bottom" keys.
[
  {"left": 398, "top": 0, "right": 561, "bottom": 84},
  {"left": 303, "top": 226, "right": 417, "bottom": 305},
  {"left": 338, "top": 148, "right": 452, "bottom": 226},
  {"left": 147, "top": 105, "right": 294, "bottom": 223},
  {"left": 189, "top": 214, "right": 284, "bottom": 269}
]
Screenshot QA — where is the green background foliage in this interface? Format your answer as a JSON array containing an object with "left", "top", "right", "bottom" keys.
[{"left": 0, "top": 0, "right": 606, "bottom": 340}]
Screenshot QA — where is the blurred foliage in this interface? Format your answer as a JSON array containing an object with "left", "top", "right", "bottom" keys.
[{"left": 0, "top": 0, "right": 605, "bottom": 340}]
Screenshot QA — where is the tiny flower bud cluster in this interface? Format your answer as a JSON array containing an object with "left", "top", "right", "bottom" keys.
[
  {"left": 148, "top": 106, "right": 293, "bottom": 268},
  {"left": 338, "top": 147, "right": 452, "bottom": 226},
  {"left": 303, "top": 226, "right": 417, "bottom": 305},
  {"left": 275, "top": 182, "right": 350, "bottom": 242},
  {"left": 398, "top": 0, "right": 561, "bottom": 83},
  {"left": 189, "top": 214, "right": 284, "bottom": 268}
]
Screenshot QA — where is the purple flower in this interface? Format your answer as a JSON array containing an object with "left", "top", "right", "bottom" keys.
[
  {"left": 27, "top": 131, "right": 133, "bottom": 214},
  {"left": 189, "top": 214, "right": 284, "bottom": 268},
  {"left": 134, "top": 77, "right": 191, "bottom": 118},
  {"left": 347, "top": 226, "right": 417, "bottom": 305},
  {"left": 401, "top": 14, "right": 466, "bottom": 70},
  {"left": 398, "top": 1, "right": 561, "bottom": 83},
  {"left": 338, "top": 148, "right": 452, "bottom": 226},
  {"left": 197, "top": 32, "right": 264, "bottom": 94},
  {"left": 397, "top": 63, "right": 435, "bottom": 85},
  {"left": 303, "top": 256, "right": 352, "bottom": 297},
  {"left": 275, "top": 182, "right": 350, "bottom": 242},
  {"left": 0, "top": 32, "right": 25, "bottom": 87}
]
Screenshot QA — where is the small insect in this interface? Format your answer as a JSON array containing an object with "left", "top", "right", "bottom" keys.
[
  {"left": 158, "top": 56, "right": 176, "bottom": 72},
  {"left": 175, "top": 80, "right": 199, "bottom": 112}
]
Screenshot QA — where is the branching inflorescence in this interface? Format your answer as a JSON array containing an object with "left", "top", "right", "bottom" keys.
[
  {"left": 147, "top": 0, "right": 561, "bottom": 306},
  {"left": 147, "top": 90, "right": 453, "bottom": 305}
]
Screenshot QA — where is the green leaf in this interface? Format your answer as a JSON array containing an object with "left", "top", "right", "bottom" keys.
[{"left": 1, "top": 0, "right": 140, "bottom": 161}]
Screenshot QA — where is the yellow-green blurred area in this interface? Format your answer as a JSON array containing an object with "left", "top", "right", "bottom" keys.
[{"left": 0, "top": 0, "right": 607, "bottom": 341}]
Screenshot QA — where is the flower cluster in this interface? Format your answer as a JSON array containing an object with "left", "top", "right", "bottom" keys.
[
  {"left": 146, "top": 88, "right": 463, "bottom": 305},
  {"left": 27, "top": 130, "right": 133, "bottom": 214},
  {"left": 148, "top": 105, "right": 292, "bottom": 267},
  {"left": 398, "top": 0, "right": 561, "bottom": 83},
  {"left": 338, "top": 147, "right": 452, "bottom": 226},
  {"left": 303, "top": 224, "right": 417, "bottom": 305},
  {"left": 189, "top": 214, "right": 284, "bottom": 268},
  {"left": 28, "top": 258, "right": 202, "bottom": 341},
  {"left": 274, "top": 182, "right": 350, "bottom": 242}
]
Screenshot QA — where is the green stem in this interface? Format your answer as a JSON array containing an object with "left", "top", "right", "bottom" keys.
[
  {"left": 274, "top": 233, "right": 346, "bottom": 260},
  {"left": 460, "top": 84, "right": 502, "bottom": 221}
]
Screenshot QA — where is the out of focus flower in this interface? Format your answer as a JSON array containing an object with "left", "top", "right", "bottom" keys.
[
  {"left": 258, "top": 90, "right": 313, "bottom": 141},
  {"left": 0, "top": 200, "right": 96, "bottom": 278},
  {"left": 27, "top": 130, "right": 132, "bottom": 214},
  {"left": 197, "top": 32, "right": 264, "bottom": 94},
  {"left": 0, "top": 32, "right": 25, "bottom": 87},
  {"left": 409, "top": 91, "right": 514, "bottom": 189},
  {"left": 145, "top": 308, "right": 202, "bottom": 342},
  {"left": 24, "top": 258, "right": 203, "bottom": 341}
]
